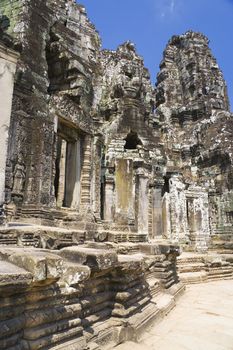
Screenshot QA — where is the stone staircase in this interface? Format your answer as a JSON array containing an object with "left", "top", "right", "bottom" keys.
[{"left": 177, "top": 252, "right": 233, "bottom": 284}]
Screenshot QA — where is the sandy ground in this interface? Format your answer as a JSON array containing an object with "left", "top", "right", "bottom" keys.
[{"left": 116, "top": 280, "right": 233, "bottom": 350}]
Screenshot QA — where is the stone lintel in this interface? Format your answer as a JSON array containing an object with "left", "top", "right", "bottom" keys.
[{"left": 0, "top": 43, "right": 19, "bottom": 63}]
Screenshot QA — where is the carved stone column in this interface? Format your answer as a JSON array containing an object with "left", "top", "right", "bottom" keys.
[
  {"left": 136, "top": 167, "right": 149, "bottom": 235},
  {"left": 208, "top": 190, "right": 220, "bottom": 234},
  {"left": 56, "top": 139, "right": 67, "bottom": 207},
  {"left": 186, "top": 187, "right": 210, "bottom": 252},
  {"left": 162, "top": 192, "right": 171, "bottom": 239},
  {"left": 115, "top": 159, "right": 134, "bottom": 225},
  {"left": 104, "top": 171, "right": 115, "bottom": 222},
  {"left": 169, "top": 175, "right": 188, "bottom": 241},
  {"left": 150, "top": 179, "right": 164, "bottom": 239},
  {"left": 80, "top": 135, "right": 92, "bottom": 210},
  {"left": 72, "top": 138, "right": 82, "bottom": 209},
  {"left": 92, "top": 137, "right": 103, "bottom": 220},
  {"left": 187, "top": 198, "right": 196, "bottom": 233},
  {"left": 65, "top": 138, "right": 82, "bottom": 209},
  {"left": 0, "top": 44, "right": 19, "bottom": 214}
]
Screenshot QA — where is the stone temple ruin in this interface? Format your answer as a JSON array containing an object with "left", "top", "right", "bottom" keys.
[{"left": 0, "top": 1, "right": 233, "bottom": 349}]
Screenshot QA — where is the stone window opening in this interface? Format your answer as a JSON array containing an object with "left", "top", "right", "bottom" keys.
[
  {"left": 124, "top": 131, "right": 143, "bottom": 150},
  {"left": 54, "top": 124, "right": 82, "bottom": 209}
]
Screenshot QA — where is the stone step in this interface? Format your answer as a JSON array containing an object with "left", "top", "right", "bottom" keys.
[
  {"left": 88, "top": 342, "right": 101, "bottom": 350},
  {"left": 150, "top": 286, "right": 162, "bottom": 297},
  {"left": 178, "top": 262, "right": 206, "bottom": 273},
  {"left": 102, "top": 341, "right": 117, "bottom": 350},
  {"left": 211, "top": 249, "right": 233, "bottom": 254},
  {"left": 147, "top": 277, "right": 161, "bottom": 288},
  {"left": 179, "top": 271, "right": 208, "bottom": 284},
  {"left": 155, "top": 293, "right": 175, "bottom": 313},
  {"left": 207, "top": 269, "right": 233, "bottom": 277},
  {"left": 207, "top": 275, "right": 233, "bottom": 281},
  {"left": 177, "top": 257, "right": 204, "bottom": 265},
  {"left": 48, "top": 337, "right": 87, "bottom": 350}
]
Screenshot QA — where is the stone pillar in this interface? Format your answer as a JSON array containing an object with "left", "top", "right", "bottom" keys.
[
  {"left": 75, "top": 139, "right": 82, "bottom": 209},
  {"left": 216, "top": 195, "right": 224, "bottom": 231},
  {"left": 162, "top": 192, "right": 171, "bottom": 239},
  {"left": 136, "top": 169, "right": 149, "bottom": 235},
  {"left": 186, "top": 187, "right": 210, "bottom": 252},
  {"left": 151, "top": 180, "right": 164, "bottom": 238},
  {"left": 148, "top": 186, "right": 153, "bottom": 238},
  {"left": 187, "top": 198, "right": 196, "bottom": 233},
  {"left": 80, "top": 135, "right": 92, "bottom": 210},
  {"left": 208, "top": 191, "right": 219, "bottom": 234},
  {"left": 92, "top": 137, "right": 103, "bottom": 220},
  {"left": 169, "top": 175, "right": 188, "bottom": 241},
  {"left": 56, "top": 139, "right": 67, "bottom": 207},
  {"left": 65, "top": 139, "right": 81, "bottom": 209},
  {"left": 0, "top": 44, "right": 19, "bottom": 212},
  {"left": 115, "top": 159, "right": 134, "bottom": 225},
  {"left": 104, "top": 174, "right": 115, "bottom": 221}
]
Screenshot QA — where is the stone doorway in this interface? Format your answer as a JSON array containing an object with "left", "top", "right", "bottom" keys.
[{"left": 54, "top": 121, "right": 82, "bottom": 209}]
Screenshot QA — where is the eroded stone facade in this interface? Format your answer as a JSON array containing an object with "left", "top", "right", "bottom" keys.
[
  {"left": 156, "top": 32, "right": 233, "bottom": 251},
  {"left": 0, "top": 1, "right": 233, "bottom": 349},
  {"left": 0, "top": 6, "right": 231, "bottom": 251},
  {"left": 0, "top": 42, "right": 18, "bottom": 216}
]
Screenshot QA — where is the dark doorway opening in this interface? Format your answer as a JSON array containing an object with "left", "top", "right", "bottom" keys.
[
  {"left": 124, "top": 131, "right": 143, "bottom": 150},
  {"left": 162, "top": 176, "right": 170, "bottom": 196}
]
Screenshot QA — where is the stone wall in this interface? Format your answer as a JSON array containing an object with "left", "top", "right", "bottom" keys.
[
  {"left": 0, "top": 43, "right": 18, "bottom": 220},
  {"left": 0, "top": 0, "right": 100, "bottom": 214},
  {"left": 0, "top": 1, "right": 232, "bottom": 251},
  {"left": 0, "top": 243, "right": 183, "bottom": 350},
  {"left": 156, "top": 31, "right": 233, "bottom": 250}
]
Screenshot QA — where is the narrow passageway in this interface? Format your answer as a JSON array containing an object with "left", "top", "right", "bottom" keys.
[{"left": 116, "top": 280, "right": 233, "bottom": 350}]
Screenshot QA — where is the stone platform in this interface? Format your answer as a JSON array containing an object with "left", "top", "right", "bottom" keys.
[
  {"left": 177, "top": 252, "right": 233, "bottom": 284},
  {"left": 0, "top": 242, "right": 184, "bottom": 350},
  {"left": 0, "top": 224, "right": 232, "bottom": 349}
]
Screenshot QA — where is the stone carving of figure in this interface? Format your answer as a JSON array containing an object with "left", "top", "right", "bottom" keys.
[{"left": 12, "top": 163, "right": 25, "bottom": 196}]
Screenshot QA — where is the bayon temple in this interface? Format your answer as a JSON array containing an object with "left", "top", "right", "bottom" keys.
[{"left": 0, "top": 1, "right": 233, "bottom": 349}]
